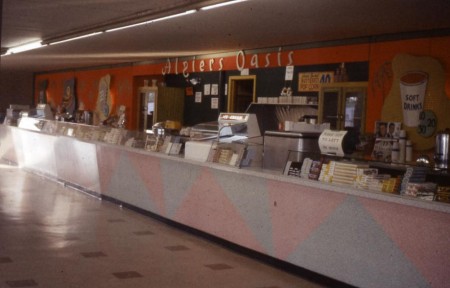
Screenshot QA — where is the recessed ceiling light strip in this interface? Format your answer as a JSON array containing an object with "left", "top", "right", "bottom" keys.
[
  {"left": 105, "top": 21, "right": 149, "bottom": 33},
  {"left": 151, "top": 9, "right": 196, "bottom": 23},
  {"left": 49, "top": 32, "right": 103, "bottom": 46},
  {"left": 5, "top": 2, "right": 245, "bottom": 55},
  {"left": 106, "top": 9, "right": 196, "bottom": 32},
  {"left": 6, "top": 41, "right": 45, "bottom": 54},
  {"left": 200, "top": 0, "right": 248, "bottom": 11}
]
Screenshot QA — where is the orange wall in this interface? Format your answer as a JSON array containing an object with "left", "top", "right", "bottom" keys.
[
  {"left": 367, "top": 37, "right": 450, "bottom": 132},
  {"left": 35, "top": 36, "right": 450, "bottom": 132}
]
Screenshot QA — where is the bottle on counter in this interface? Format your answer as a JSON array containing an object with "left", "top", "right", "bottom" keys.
[
  {"left": 398, "top": 130, "right": 406, "bottom": 163},
  {"left": 391, "top": 141, "right": 400, "bottom": 163},
  {"left": 406, "top": 140, "right": 413, "bottom": 162}
]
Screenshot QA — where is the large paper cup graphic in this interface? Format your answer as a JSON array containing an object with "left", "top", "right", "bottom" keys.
[{"left": 400, "top": 71, "right": 428, "bottom": 127}]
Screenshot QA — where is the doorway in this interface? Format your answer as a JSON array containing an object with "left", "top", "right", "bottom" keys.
[{"left": 227, "top": 75, "right": 256, "bottom": 112}]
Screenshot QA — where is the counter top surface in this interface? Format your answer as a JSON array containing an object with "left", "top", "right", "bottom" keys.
[
  {"left": 91, "top": 137, "right": 450, "bottom": 214},
  {"left": 4, "top": 123, "right": 450, "bottom": 214}
]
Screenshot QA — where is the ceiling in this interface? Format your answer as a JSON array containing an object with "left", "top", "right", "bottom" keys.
[{"left": 2, "top": 0, "right": 450, "bottom": 74}]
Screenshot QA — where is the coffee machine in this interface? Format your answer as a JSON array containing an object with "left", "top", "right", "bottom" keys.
[{"left": 435, "top": 129, "right": 450, "bottom": 171}]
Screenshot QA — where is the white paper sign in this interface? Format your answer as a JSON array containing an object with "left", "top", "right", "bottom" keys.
[
  {"left": 204, "top": 84, "right": 211, "bottom": 96},
  {"left": 148, "top": 102, "right": 155, "bottom": 113},
  {"left": 211, "top": 98, "right": 219, "bottom": 109},
  {"left": 285, "top": 65, "right": 294, "bottom": 81},
  {"left": 211, "top": 84, "right": 219, "bottom": 96},
  {"left": 195, "top": 92, "right": 202, "bottom": 103},
  {"left": 318, "top": 129, "right": 348, "bottom": 156},
  {"left": 241, "top": 68, "right": 249, "bottom": 76}
]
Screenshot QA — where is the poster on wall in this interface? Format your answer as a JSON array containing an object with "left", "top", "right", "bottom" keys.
[
  {"left": 285, "top": 66, "right": 294, "bottom": 81},
  {"left": 211, "top": 98, "right": 219, "bottom": 109},
  {"left": 399, "top": 71, "right": 428, "bottom": 127},
  {"left": 186, "top": 87, "right": 194, "bottom": 96},
  {"left": 96, "top": 74, "right": 112, "bottom": 123},
  {"left": 62, "top": 78, "right": 76, "bottom": 115},
  {"left": 211, "top": 84, "right": 219, "bottom": 96},
  {"left": 195, "top": 92, "right": 202, "bottom": 103},
  {"left": 380, "top": 54, "right": 450, "bottom": 150},
  {"left": 298, "top": 71, "right": 334, "bottom": 92},
  {"left": 204, "top": 84, "right": 211, "bottom": 96}
]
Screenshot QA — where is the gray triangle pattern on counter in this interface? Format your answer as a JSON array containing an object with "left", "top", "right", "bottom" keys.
[
  {"left": 211, "top": 169, "right": 274, "bottom": 256},
  {"left": 287, "top": 195, "right": 430, "bottom": 288},
  {"left": 105, "top": 152, "right": 157, "bottom": 212},
  {"left": 160, "top": 159, "right": 201, "bottom": 218}
]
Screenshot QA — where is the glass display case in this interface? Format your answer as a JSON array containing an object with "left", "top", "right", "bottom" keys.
[
  {"left": 15, "top": 117, "right": 149, "bottom": 149},
  {"left": 11, "top": 116, "right": 450, "bottom": 204},
  {"left": 206, "top": 140, "right": 263, "bottom": 168}
]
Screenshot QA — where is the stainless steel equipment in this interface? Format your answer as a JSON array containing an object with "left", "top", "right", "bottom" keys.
[
  {"left": 190, "top": 121, "right": 219, "bottom": 140},
  {"left": 263, "top": 131, "right": 320, "bottom": 171},
  {"left": 435, "top": 130, "right": 449, "bottom": 170},
  {"left": 83, "top": 111, "right": 93, "bottom": 125},
  {"left": 218, "top": 113, "right": 261, "bottom": 143},
  {"left": 185, "top": 114, "right": 262, "bottom": 165},
  {"left": 34, "top": 104, "right": 53, "bottom": 120}
]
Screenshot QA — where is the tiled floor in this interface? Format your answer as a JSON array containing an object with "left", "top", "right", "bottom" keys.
[{"left": 0, "top": 162, "right": 326, "bottom": 288}]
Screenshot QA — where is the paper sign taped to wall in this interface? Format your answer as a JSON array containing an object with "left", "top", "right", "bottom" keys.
[
  {"left": 211, "top": 98, "right": 218, "bottom": 109},
  {"left": 298, "top": 71, "right": 334, "bottom": 92},
  {"left": 195, "top": 92, "right": 202, "bottom": 103},
  {"left": 285, "top": 66, "right": 294, "bottom": 81}
]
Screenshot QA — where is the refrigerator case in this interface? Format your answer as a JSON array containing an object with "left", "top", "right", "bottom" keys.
[{"left": 263, "top": 130, "right": 320, "bottom": 171}]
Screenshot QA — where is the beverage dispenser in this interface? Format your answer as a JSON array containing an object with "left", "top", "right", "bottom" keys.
[{"left": 435, "top": 129, "right": 450, "bottom": 170}]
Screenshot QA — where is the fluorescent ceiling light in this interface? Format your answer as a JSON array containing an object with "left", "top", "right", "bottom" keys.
[
  {"left": 105, "top": 9, "right": 196, "bottom": 32},
  {"left": 6, "top": 41, "right": 44, "bottom": 54},
  {"left": 49, "top": 32, "right": 103, "bottom": 45},
  {"left": 106, "top": 21, "right": 149, "bottom": 33},
  {"left": 151, "top": 9, "right": 196, "bottom": 23},
  {"left": 201, "top": 0, "right": 248, "bottom": 11}
]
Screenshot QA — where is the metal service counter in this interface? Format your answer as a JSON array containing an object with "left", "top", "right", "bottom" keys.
[{"left": 1, "top": 123, "right": 450, "bottom": 288}]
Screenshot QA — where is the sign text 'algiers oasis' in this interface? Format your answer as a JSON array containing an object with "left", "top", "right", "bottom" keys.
[{"left": 162, "top": 48, "right": 294, "bottom": 77}]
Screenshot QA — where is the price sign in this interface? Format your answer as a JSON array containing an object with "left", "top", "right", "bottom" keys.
[{"left": 417, "top": 110, "right": 437, "bottom": 137}]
